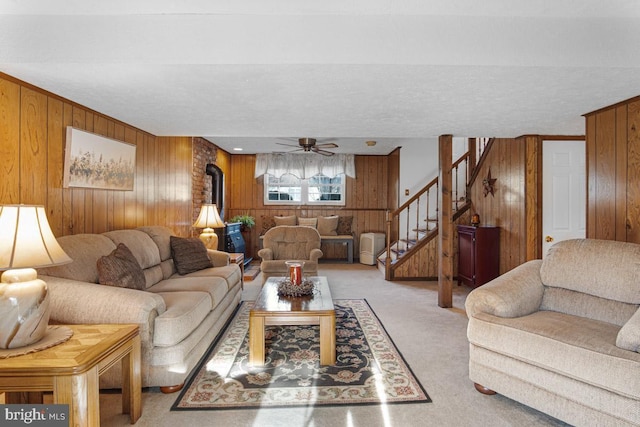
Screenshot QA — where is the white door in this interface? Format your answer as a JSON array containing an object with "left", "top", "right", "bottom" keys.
[{"left": 542, "top": 140, "right": 586, "bottom": 257}]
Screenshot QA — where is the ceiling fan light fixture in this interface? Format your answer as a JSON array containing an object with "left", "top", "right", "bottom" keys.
[{"left": 275, "top": 137, "right": 337, "bottom": 156}]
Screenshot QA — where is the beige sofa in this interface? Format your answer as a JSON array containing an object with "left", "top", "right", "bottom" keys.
[
  {"left": 39, "top": 226, "right": 242, "bottom": 392},
  {"left": 466, "top": 239, "right": 640, "bottom": 426}
]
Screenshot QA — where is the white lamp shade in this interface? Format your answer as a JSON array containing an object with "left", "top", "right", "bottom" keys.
[
  {"left": 193, "top": 204, "right": 225, "bottom": 229},
  {"left": 0, "top": 205, "right": 72, "bottom": 270},
  {"left": 0, "top": 205, "right": 72, "bottom": 349}
]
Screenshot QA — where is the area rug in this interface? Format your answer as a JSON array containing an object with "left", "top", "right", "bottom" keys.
[{"left": 172, "top": 299, "right": 430, "bottom": 410}]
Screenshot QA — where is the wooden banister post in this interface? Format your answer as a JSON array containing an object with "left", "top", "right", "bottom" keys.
[
  {"left": 385, "top": 210, "right": 392, "bottom": 280},
  {"left": 438, "top": 135, "right": 453, "bottom": 308}
]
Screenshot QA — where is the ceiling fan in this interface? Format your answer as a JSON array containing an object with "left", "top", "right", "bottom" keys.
[{"left": 275, "top": 138, "right": 338, "bottom": 156}]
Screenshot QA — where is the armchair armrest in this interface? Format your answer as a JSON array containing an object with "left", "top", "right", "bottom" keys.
[
  {"left": 465, "top": 260, "right": 545, "bottom": 319},
  {"left": 310, "top": 248, "right": 323, "bottom": 263},
  {"left": 617, "top": 307, "right": 640, "bottom": 352},
  {"left": 207, "top": 249, "right": 230, "bottom": 267},
  {"left": 258, "top": 248, "right": 274, "bottom": 260}
]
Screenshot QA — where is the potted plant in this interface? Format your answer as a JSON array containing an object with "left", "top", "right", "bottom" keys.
[{"left": 229, "top": 214, "right": 255, "bottom": 232}]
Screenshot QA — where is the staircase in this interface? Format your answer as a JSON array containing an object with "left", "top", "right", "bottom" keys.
[{"left": 378, "top": 138, "right": 493, "bottom": 280}]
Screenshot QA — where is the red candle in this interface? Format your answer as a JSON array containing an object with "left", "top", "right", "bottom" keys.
[{"left": 288, "top": 262, "right": 302, "bottom": 285}]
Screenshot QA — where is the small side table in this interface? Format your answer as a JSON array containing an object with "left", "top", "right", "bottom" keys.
[
  {"left": 0, "top": 324, "right": 141, "bottom": 426},
  {"left": 229, "top": 252, "right": 245, "bottom": 288}
]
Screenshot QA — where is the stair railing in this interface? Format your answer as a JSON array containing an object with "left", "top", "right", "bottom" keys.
[
  {"left": 384, "top": 176, "right": 438, "bottom": 279},
  {"left": 383, "top": 148, "right": 478, "bottom": 280},
  {"left": 452, "top": 152, "right": 470, "bottom": 211}
]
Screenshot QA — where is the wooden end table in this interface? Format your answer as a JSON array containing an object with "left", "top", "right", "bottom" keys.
[
  {"left": 0, "top": 324, "right": 141, "bottom": 426},
  {"left": 249, "top": 276, "right": 336, "bottom": 366},
  {"left": 229, "top": 252, "right": 245, "bottom": 288}
]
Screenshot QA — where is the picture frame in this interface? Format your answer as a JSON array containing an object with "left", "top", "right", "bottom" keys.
[{"left": 63, "top": 127, "right": 136, "bottom": 191}]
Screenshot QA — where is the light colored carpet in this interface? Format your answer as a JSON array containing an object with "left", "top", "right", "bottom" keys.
[{"left": 99, "top": 263, "right": 568, "bottom": 426}]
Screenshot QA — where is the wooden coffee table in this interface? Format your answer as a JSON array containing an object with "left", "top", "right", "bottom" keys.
[
  {"left": 249, "top": 276, "right": 336, "bottom": 366},
  {"left": 0, "top": 324, "right": 141, "bottom": 426}
]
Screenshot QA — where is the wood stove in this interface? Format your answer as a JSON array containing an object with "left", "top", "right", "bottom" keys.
[{"left": 215, "top": 222, "right": 252, "bottom": 267}]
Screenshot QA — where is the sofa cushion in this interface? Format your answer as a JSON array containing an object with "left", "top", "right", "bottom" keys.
[
  {"left": 170, "top": 236, "right": 213, "bottom": 275},
  {"left": 468, "top": 310, "right": 640, "bottom": 398},
  {"left": 137, "top": 226, "right": 173, "bottom": 261},
  {"left": 260, "top": 215, "right": 276, "bottom": 235},
  {"left": 39, "top": 234, "right": 117, "bottom": 284},
  {"left": 337, "top": 215, "right": 353, "bottom": 235},
  {"left": 97, "top": 243, "right": 146, "bottom": 290},
  {"left": 317, "top": 215, "right": 339, "bottom": 236},
  {"left": 541, "top": 287, "right": 639, "bottom": 327},
  {"left": 153, "top": 291, "right": 212, "bottom": 347},
  {"left": 274, "top": 215, "right": 297, "bottom": 226},
  {"left": 541, "top": 239, "right": 640, "bottom": 304},
  {"left": 103, "top": 230, "right": 162, "bottom": 270},
  {"left": 298, "top": 217, "right": 318, "bottom": 228},
  {"left": 178, "top": 264, "right": 242, "bottom": 292},
  {"left": 149, "top": 277, "right": 230, "bottom": 309}
]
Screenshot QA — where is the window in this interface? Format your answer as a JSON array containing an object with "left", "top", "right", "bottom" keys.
[{"left": 265, "top": 173, "right": 345, "bottom": 205}]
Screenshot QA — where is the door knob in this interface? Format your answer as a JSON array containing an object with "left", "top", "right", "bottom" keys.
[{"left": 545, "top": 236, "right": 554, "bottom": 243}]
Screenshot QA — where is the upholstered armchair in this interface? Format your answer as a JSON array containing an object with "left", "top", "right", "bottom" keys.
[{"left": 258, "top": 226, "right": 323, "bottom": 283}]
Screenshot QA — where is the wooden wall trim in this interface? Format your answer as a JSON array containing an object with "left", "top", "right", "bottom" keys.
[
  {"left": 584, "top": 95, "right": 640, "bottom": 117},
  {"left": 523, "top": 135, "right": 542, "bottom": 260},
  {"left": 615, "top": 105, "right": 628, "bottom": 242},
  {"left": 586, "top": 114, "right": 597, "bottom": 238},
  {"left": 627, "top": 100, "right": 640, "bottom": 243}
]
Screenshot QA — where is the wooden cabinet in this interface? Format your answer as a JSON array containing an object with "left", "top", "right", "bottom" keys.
[{"left": 457, "top": 225, "right": 500, "bottom": 288}]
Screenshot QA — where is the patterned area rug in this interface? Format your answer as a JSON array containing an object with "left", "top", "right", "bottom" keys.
[{"left": 172, "top": 299, "right": 430, "bottom": 410}]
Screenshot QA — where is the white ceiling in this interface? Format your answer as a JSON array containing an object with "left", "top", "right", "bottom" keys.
[{"left": 2, "top": 0, "right": 640, "bottom": 155}]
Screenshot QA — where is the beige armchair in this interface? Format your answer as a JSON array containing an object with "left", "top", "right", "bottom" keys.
[
  {"left": 465, "top": 238, "right": 640, "bottom": 426},
  {"left": 258, "top": 226, "right": 323, "bottom": 283}
]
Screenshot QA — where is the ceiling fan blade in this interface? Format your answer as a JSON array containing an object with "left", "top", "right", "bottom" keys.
[
  {"left": 315, "top": 142, "right": 338, "bottom": 149},
  {"left": 275, "top": 142, "right": 299, "bottom": 148},
  {"left": 313, "top": 148, "right": 335, "bottom": 156}
]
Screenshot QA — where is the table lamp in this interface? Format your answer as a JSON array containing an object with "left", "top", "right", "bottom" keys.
[
  {"left": 0, "top": 205, "right": 72, "bottom": 349},
  {"left": 193, "top": 204, "right": 225, "bottom": 250}
]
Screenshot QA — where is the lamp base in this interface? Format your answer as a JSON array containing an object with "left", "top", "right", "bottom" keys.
[
  {"left": 199, "top": 228, "right": 219, "bottom": 250},
  {"left": 0, "top": 268, "right": 51, "bottom": 349}
]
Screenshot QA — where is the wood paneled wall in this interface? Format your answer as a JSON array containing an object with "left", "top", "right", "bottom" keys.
[
  {"left": 586, "top": 96, "right": 640, "bottom": 243},
  {"left": 467, "top": 137, "right": 528, "bottom": 274},
  {"left": 0, "top": 74, "right": 194, "bottom": 237},
  {"left": 225, "top": 154, "right": 397, "bottom": 259}
]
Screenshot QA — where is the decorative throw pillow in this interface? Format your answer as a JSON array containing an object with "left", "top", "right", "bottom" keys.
[
  {"left": 170, "top": 236, "right": 213, "bottom": 275},
  {"left": 274, "top": 215, "right": 297, "bottom": 226},
  {"left": 97, "top": 243, "right": 146, "bottom": 290},
  {"left": 260, "top": 215, "right": 276, "bottom": 235},
  {"left": 298, "top": 217, "right": 318, "bottom": 228},
  {"left": 317, "top": 215, "right": 339, "bottom": 236},
  {"left": 337, "top": 216, "right": 353, "bottom": 235}
]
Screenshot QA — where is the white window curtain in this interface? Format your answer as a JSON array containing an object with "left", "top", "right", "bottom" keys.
[{"left": 254, "top": 153, "right": 356, "bottom": 179}]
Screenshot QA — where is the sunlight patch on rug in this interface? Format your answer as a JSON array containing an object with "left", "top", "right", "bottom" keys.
[{"left": 172, "top": 300, "right": 430, "bottom": 410}]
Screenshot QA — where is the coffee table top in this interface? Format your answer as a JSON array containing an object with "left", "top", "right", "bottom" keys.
[{"left": 252, "top": 276, "right": 333, "bottom": 314}]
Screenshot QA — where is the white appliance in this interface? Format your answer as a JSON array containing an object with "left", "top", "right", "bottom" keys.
[{"left": 359, "top": 232, "right": 385, "bottom": 265}]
